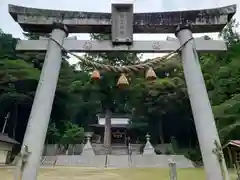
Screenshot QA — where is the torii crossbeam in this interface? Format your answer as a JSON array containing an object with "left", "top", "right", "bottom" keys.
[
  {"left": 9, "top": 4, "right": 236, "bottom": 34},
  {"left": 9, "top": 3, "right": 236, "bottom": 180},
  {"left": 16, "top": 38, "right": 227, "bottom": 52}
]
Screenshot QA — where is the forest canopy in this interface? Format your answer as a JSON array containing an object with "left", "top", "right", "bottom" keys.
[{"left": 0, "top": 20, "right": 240, "bottom": 160}]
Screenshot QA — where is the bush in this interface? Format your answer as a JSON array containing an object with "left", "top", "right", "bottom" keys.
[
  {"left": 165, "top": 145, "right": 175, "bottom": 155},
  {"left": 182, "top": 148, "right": 202, "bottom": 166},
  {"left": 155, "top": 149, "right": 162, "bottom": 155}
]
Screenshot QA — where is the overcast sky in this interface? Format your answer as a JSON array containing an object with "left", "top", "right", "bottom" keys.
[{"left": 0, "top": 0, "right": 239, "bottom": 63}]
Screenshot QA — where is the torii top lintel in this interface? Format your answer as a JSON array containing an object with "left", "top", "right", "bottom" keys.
[{"left": 9, "top": 4, "right": 236, "bottom": 34}]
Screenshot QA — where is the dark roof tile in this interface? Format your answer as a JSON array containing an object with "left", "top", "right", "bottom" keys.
[{"left": 0, "top": 134, "right": 19, "bottom": 144}]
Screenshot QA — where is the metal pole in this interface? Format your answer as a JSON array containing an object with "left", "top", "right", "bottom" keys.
[
  {"left": 15, "top": 23, "right": 68, "bottom": 180},
  {"left": 176, "top": 26, "right": 229, "bottom": 180}
]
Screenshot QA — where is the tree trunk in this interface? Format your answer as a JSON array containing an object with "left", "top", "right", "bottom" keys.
[
  {"left": 159, "top": 119, "right": 164, "bottom": 144},
  {"left": 13, "top": 104, "right": 18, "bottom": 138},
  {"left": 104, "top": 109, "right": 112, "bottom": 149},
  {"left": 72, "top": 144, "right": 75, "bottom": 155}
]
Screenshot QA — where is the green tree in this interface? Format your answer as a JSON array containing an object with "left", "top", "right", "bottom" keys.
[
  {"left": 0, "top": 29, "right": 18, "bottom": 60},
  {"left": 46, "top": 122, "right": 61, "bottom": 144},
  {"left": 77, "top": 33, "right": 141, "bottom": 147},
  {"left": 60, "top": 122, "right": 85, "bottom": 152},
  {"left": 200, "top": 19, "right": 240, "bottom": 145},
  {"left": 219, "top": 19, "right": 240, "bottom": 47},
  {"left": 130, "top": 57, "right": 195, "bottom": 146}
]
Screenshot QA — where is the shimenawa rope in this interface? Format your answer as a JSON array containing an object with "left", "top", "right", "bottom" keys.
[{"left": 49, "top": 37, "right": 194, "bottom": 73}]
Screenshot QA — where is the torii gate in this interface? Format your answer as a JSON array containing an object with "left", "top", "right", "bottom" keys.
[{"left": 8, "top": 2, "right": 236, "bottom": 180}]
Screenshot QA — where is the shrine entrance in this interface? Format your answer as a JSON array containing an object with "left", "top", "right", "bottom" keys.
[
  {"left": 9, "top": 2, "right": 236, "bottom": 180},
  {"left": 90, "top": 114, "right": 136, "bottom": 145},
  {"left": 111, "top": 129, "right": 126, "bottom": 144}
]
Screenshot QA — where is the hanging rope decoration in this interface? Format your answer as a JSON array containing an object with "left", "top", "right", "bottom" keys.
[
  {"left": 117, "top": 73, "right": 129, "bottom": 88},
  {"left": 145, "top": 67, "right": 157, "bottom": 80},
  {"left": 91, "top": 69, "right": 101, "bottom": 80},
  {"left": 49, "top": 37, "right": 193, "bottom": 87}
]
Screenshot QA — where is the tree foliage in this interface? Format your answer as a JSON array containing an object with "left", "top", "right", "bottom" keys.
[
  {"left": 0, "top": 19, "right": 239, "bottom": 161},
  {"left": 60, "top": 122, "right": 85, "bottom": 145}
]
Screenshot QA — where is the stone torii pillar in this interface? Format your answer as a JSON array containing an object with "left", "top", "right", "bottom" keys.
[
  {"left": 176, "top": 25, "right": 229, "bottom": 180},
  {"left": 17, "top": 23, "right": 68, "bottom": 180}
]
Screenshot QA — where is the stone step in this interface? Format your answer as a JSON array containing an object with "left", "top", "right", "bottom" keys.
[
  {"left": 111, "top": 150, "right": 127, "bottom": 155},
  {"left": 41, "top": 156, "right": 57, "bottom": 165},
  {"left": 41, "top": 155, "right": 194, "bottom": 168},
  {"left": 55, "top": 155, "right": 106, "bottom": 167},
  {"left": 131, "top": 155, "right": 194, "bottom": 168},
  {"left": 92, "top": 144, "right": 141, "bottom": 155},
  {"left": 108, "top": 155, "right": 129, "bottom": 168},
  {"left": 111, "top": 146, "right": 127, "bottom": 149}
]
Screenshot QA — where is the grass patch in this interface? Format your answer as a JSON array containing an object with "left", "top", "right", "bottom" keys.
[{"left": 0, "top": 166, "right": 237, "bottom": 180}]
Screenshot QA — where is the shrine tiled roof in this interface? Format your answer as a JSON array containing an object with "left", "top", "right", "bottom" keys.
[
  {"left": 223, "top": 140, "right": 240, "bottom": 148},
  {"left": 97, "top": 114, "right": 131, "bottom": 119},
  {"left": 0, "top": 133, "right": 19, "bottom": 145},
  {"left": 90, "top": 124, "right": 131, "bottom": 128}
]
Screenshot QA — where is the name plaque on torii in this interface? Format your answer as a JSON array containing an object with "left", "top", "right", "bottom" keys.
[{"left": 9, "top": 2, "right": 236, "bottom": 180}]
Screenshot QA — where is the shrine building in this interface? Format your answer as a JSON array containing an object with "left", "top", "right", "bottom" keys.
[{"left": 90, "top": 114, "right": 139, "bottom": 145}]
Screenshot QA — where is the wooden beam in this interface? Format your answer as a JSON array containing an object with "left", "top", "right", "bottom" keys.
[
  {"left": 16, "top": 39, "right": 227, "bottom": 53},
  {"left": 228, "top": 147, "right": 234, "bottom": 168}
]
